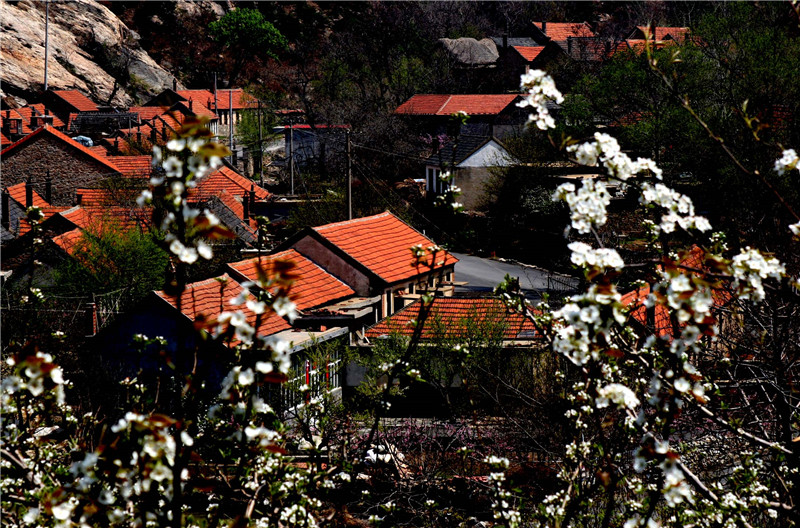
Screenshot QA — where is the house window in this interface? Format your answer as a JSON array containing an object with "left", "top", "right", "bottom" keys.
[{"left": 426, "top": 167, "right": 442, "bottom": 193}]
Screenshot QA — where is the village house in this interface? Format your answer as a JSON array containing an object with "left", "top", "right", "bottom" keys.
[
  {"left": 91, "top": 251, "right": 358, "bottom": 405},
  {"left": 394, "top": 93, "right": 530, "bottom": 139},
  {"left": 424, "top": 134, "right": 515, "bottom": 210},
  {"left": 41, "top": 89, "right": 101, "bottom": 125},
  {"left": 1, "top": 125, "right": 124, "bottom": 207},
  {"left": 282, "top": 211, "right": 458, "bottom": 318}
]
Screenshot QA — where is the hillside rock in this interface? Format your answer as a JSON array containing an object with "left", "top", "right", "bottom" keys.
[{"left": 0, "top": 0, "right": 180, "bottom": 107}]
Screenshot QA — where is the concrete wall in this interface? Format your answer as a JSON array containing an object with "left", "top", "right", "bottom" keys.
[{"left": 2, "top": 135, "right": 117, "bottom": 206}]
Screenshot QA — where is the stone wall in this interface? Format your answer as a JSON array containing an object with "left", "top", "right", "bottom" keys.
[{"left": 2, "top": 135, "right": 117, "bottom": 206}]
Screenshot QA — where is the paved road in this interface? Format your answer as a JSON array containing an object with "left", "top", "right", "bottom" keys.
[{"left": 451, "top": 252, "right": 579, "bottom": 299}]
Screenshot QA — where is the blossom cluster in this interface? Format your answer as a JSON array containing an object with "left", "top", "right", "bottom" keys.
[{"left": 518, "top": 69, "right": 564, "bottom": 130}]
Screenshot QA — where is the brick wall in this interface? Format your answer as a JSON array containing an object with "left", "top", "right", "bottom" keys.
[{"left": 1, "top": 135, "right": 118, "bottom": 206}]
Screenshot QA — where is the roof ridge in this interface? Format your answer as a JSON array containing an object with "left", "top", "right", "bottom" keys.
[
  {"left": 313, "top": 211, "right": 392, "bottom": 232},
  {"left": 2, "top": 126, "right": 121, "bottom": 174}
]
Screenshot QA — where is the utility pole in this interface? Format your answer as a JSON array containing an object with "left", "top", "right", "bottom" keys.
[
  {"left": 228, "top": 89, "right": 234, "bottom": 166},
  {"left": 289, "top": 118, "right": 294, "bottom": 195},
  {"left": 257, "top": 100, "right": 263, "bottom": 178},
  {"left": 43, "top": 0, "right": 49, "bottom": 91},
  {"left": 346, "top": 128, "right": 352, "bottom": 220}
]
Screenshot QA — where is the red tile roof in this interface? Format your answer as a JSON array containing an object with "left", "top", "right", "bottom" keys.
[
  {"left": 534, "top": 22, "right": 595, "bottom": 40},
  {"left": 227, "top": 249, "right": 355, "bottom": 310},
  {"left": 5, "top": 182, "right": 50, "bottom": 208},
  {"left": 1, "top": 132, "right": 11, "bottom": 147},
  {"left": 155, "top": 274, "right": 291, "bottom": 340},
  {"left": 365, "top": 297, "right": 539, "bottom": 340},
  {"left": 0, "top": 126, "right": 121, "bottom": 175},
  {"left": 513, "top": 46, "right": 546, "bottom": 62},
  {"left": 395, "top": 94, "right": 522, "bottom": 116},
  {"left": 51, "top": 90, "right": 99, "bottom": 112},
  {"left": 189, "top": 166, "right": 271, "bottom": 202},
  {"left": 312, "top": 211, "right": 458, "bottom": 284}
]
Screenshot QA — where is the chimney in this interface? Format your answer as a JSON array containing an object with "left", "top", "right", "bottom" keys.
[
  {"left": 567, "top": 37, "right": 573, "bottom": 55},
  {"left": 114, "top": 137, "right": 120, "bottom": 155},
  {"left": 173, "top": 78, "right": 177, "bottom": 91},
  {"left": 249, "top": 184, "right": 256, "bottom": 208},
  {"left": 76, "top": 191, "right": 82, "bottom": 206},
  {"left": 45, "top": 171, "right": 52, "bottom": 203},
  {"left": 25, "top": 178, "right": 33, "bottom": 208},
  {"left": 42, "top": 115, "right": 53, "bottom": 127},
  {"left": 2, "top": 189, "right": 9, "bottom": 230},
  {"left": 242, "top": 194, "right": 250, "bottom": 219},
  {"left": 150, "top": 126, "right": 157, "bottom": 144},
  {"left": 542, "top": 21, "right": 547, "bottom": 35},
  {"left": 189, "top": 99, "right": 194, "bottom": 112}
]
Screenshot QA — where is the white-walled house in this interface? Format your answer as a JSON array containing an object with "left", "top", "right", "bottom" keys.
[{"left": 425, "top": 135, "right": 515, "bottom": 210}]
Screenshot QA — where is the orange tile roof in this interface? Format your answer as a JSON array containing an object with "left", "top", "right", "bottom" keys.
[
  {"left": 620, "top": 285, "right": 673, "bottom": 338},
  {"left": 513, "top": 46, "right": 546, "bottom": 62},
  {"left": 106, "top": 155, "right": 153, "bottom": 177},
  {"left": 58, "top": 204, "right": 150, "bottom": 231},
  {"left": 51, "top": 90, "right": 99, "bottom": 112},
  {"left": 312, "top": 211, "right": 458, "bottom": 284},
  {"left": 213, "top": 189, "right": 258, "bottom": 233},
  {"left": 395, "top": 94, "right": 522, "bottom": 116},
  {"left": 11, "top": 105, "right": 67, "bottom": 129},
  {"left": 52, "top": 227, "right": 85, "bottom": 256},
  {"left": 365, "top": 297, "right": 539, "bottom": 340},
  {"left": 1, "top": 109, "right": 34, "bottom": 135},
  {"left": 5, "top": 182, "right": 50, "bottom": 208},
  {"left": 76, "top": 188, "right": 115, "bottom": 207},
  {"left": 88, "top": 145, "right": 110, "bottom": 157},
  {"left": 128, "top": 106, "right": 164, "bottom": 123},
  {"left": 0, "top": 126, "right": 121, "bottom": 175},
  {"left": 534, "top": 22, "right": 594, "bottom": 40},
  {"left": 621, "top": 246, "right": 733, "bottom": 339},
  {"left": 155, "top": 274, "right": 291, "bottom": 340},
  {"left": 190, "top": 166, "right": 271, "bottom": 202},
  {"left": 635, "top": 26, "right": 689, "bottom": 42},
  {"left": 227, "top": 249, "right": 355, "bottom": 310},
  {"left": 0, "top": 132, "right": 10, "bottom": 147}
]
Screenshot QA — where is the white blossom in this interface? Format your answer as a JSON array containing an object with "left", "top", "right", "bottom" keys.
[
  {"left": 595, "top": 383, "right": 640, "bottom": 410},
  {"left": 773, "top": 148, "right": 799, "bottom": 174},
  {"left": 518, "top": 69, "right": 563, "bottom": 130}
]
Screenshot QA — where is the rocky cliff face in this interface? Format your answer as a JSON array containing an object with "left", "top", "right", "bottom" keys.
[{"left": 0, "top": 0, "right": 184, "bottom": 107}]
